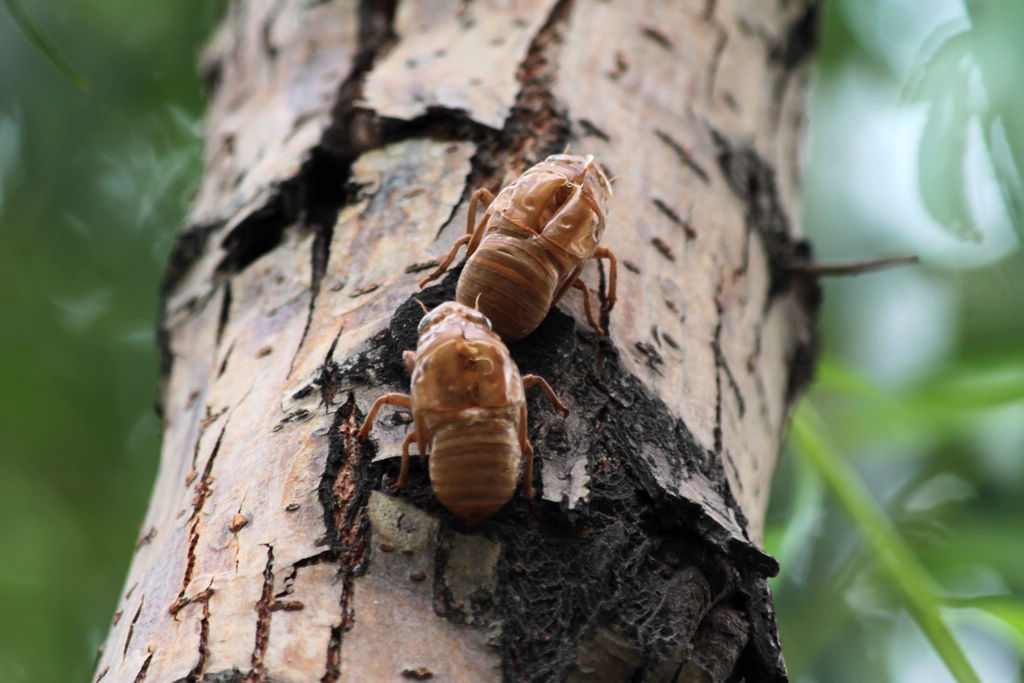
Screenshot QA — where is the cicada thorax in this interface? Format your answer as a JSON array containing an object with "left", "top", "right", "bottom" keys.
[
  {"left": 409, "top": 334, "right": 524, "bottom": 411},
  {"left": 455, "top": 154, "right": 612, "bottom": 341},
  {"left": 423, "top": 407, "right": 523, "bottom": 525}
]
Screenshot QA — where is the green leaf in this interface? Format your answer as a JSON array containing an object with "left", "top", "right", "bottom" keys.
[
  {"left": 810, "top": 351, "right": 1024, "bottom": 449},
  {"left": 946, "top": 595, "right": 1024, "bottom": 656},
  {"left": 918, "top": 85, "right": 981, "bottom": 242},
  {"left": 902, "top": 24, "right": 972, "bottom": 106},
  {"left": 791, "top": 406, "right": 982, "bottom": 683},
  {"left": 900, "top": 346, "right": 1024, "bottom": 420},
  {"left": 3, "top": 0, "right": 91, "bottom": 92},
  {"left": 984, "top": 116, "right": 1024, "bottom": 238}
]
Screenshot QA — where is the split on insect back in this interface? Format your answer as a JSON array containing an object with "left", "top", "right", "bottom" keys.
[
  {"left": 356, "top": 301, "right": 568, "bottom": 525},
  {"left": 419, "top": 154, "right": 618, "bottom": 342}
]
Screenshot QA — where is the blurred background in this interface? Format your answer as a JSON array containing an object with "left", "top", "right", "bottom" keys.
[
  {"left": 766, "top": 1, "right": 1024, "bottom": 682},
  {"left": 0, "top": 1, "right": 221, "bottom": 680},
  {"left": 0, "top": 1, "right": 1019, "bottom": 681}
]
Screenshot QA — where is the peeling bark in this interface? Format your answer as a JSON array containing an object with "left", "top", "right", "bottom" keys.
[{"left": 99, "top": 1, "right": 819, "bottom": 681}]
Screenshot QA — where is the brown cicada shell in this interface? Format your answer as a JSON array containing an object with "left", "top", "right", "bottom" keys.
[
  {"left": 419, "top": 154, "right": 617, "bottom": 342},
  {"left": 356, "top": 301, "right": 568, "bottom": 525}
]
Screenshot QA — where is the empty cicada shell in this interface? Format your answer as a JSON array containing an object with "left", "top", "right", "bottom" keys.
[
  {"left": 357, "top": 301, "right": 568, "bottom": 524},
  {"left": 419, "top": 154, "right": 617, "bottom": 342}
]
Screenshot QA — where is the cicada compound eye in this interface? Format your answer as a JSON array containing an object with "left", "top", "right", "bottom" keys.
[
  {"left": 470, "top": 310, "right": 493, "bottom": 330},
  {"left": 417, "top": 311, "right": 437, "bottom": 334}
]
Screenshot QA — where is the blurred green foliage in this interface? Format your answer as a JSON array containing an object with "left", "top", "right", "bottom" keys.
[
  {"left": 1, "top": 1, "right": 1021, "bottom": 682},
  {"left": 767, "top": 1, "right": 1024, "bottom": 681},
  {"left": 0, "top": 1, "right": 221, "bottom": 680},
  {"left": 2, "top": 0, "right": 92, "bottom": 91},
  {"left": 905, "top": 1, "right": 1024, "bottom": 243}
]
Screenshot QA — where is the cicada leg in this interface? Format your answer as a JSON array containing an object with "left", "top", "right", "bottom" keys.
[
  {"left": 593, "top": 246, "right": 618, "bottom": 313},
  {"left": 517, "top": 404, "right": 535, "bottom": 500},
  {"left": 418, "top": 234, "right": 470, "bottom": 289},
  {"left": 356, "top": 393, "right": 412, "bottom": 442},
  {"left": 464, "top": 187, "right": 495, "bottom": 254},
  {"left": 522, "top": 374, "right": 569, "bottom": 417},
  {"left": 571, "top": 279, "right": 605, "bottom": 336},
  {"left": 417, "top": 188, "right": 495, "bottom": 289},
  {"left": 517, "top": 374, "right": 568, "bottom": 500},
  {"left": 395, "top": 431, "right": 417, "bottom": 489}
]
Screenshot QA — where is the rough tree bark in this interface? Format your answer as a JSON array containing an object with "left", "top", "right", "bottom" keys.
[{"left": 96, "top": 1, "right": 819, "bottom": 681}]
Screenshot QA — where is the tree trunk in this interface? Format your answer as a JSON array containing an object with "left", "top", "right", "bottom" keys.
[{"left": 96, "top": 1, "right": 818, "bottom": 681}]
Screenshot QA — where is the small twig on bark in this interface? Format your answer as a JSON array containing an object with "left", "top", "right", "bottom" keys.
[{"left": 785, "top": 254, "right": 919, "bottom": 276}]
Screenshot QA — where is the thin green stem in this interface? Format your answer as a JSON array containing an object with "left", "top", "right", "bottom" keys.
[
  {"left": 791, "top": 405, "right": 981, "bottom": 683},
  {"left": 4, "top": 0, "right": 91, "bottom": 91}
]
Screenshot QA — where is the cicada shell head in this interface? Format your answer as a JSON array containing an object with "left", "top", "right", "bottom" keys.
[
  {"left": 542, "top": 153, "right": 614, "bottom": 204},
  {"left": 415, "top": 300, "right": 495, "bottom": 343},
  {"left": 493, "top": 164, "right": 570, "bottom": 232},
  {"left": 535, "top": 154, "right": 613, "bottom": 259},
  {"left": 411, "top": 301, "right": 523, "bottom": 411}
]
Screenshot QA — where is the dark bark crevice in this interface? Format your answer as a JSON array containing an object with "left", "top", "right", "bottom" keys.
[
  {"left": 654, "top": 129, "right": 712, "bottom": 187},
  {"left": 712, "top": 275, "right": 727, "bottom": 460},
  {"left": 214, "top": 200, "right": 291, "bottom": 277},
  {"left": 709, "top": 128, "right": 813, "bottom": 298},
  {"left": 315, "top": 393, "right": 383, "bottom": 682},
  {"left": 652, "top": 196, "right": 700, "bottom": 241},
  {"left": 185, "top": 597, "right": 211, "bottom": 683},
  {"left": 770, "top": 3, "right": 820, "bottom": 71},
  {"left": 766, "top": 3, "right": 820, "bottom": 133},
  {"left": 710, "top": 129, "right": 821, "bottom": 403},
  {"left": 172, "top": 419, "right": 227, "bottom": 618},
  {"left": 163, "top": 223, "right": 217, "bottom": 305},
  {"left": 162, "top": 1, "right": 399, "bottom": 390},
  {"left": 214, "top": 281, "right": 232, "bottom": 347},
  {"left": 133, "top": 651, "right": 153, "bottom": 683},
  {"left": 122, "top": 597, "right": 144, "bottom": 658},
  {"left": 248, "top": 544, "right": 275, "bottom": 682}
]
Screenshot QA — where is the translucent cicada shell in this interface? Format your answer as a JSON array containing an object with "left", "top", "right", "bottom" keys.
[
  {"left": 357, "top": 302, "right": 567, "bottom": 524},
  {"left": 420, "top": 154, "right": 617, "bottom": 341}
]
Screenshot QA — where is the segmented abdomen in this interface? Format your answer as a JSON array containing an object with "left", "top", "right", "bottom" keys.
[
  {"left": 429, "top": 417, "right": 521, "bottom": 525},
  {"left": 457, "top": 233, "right": 564, "bottom": 341}
]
